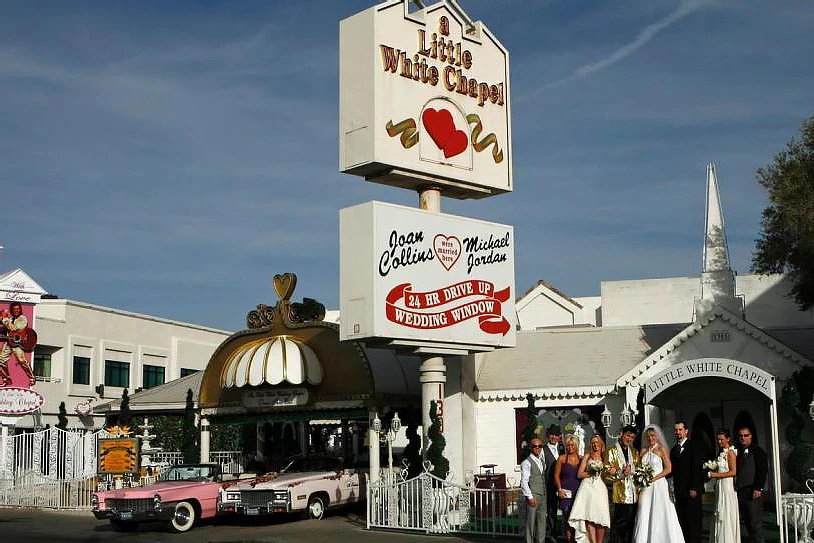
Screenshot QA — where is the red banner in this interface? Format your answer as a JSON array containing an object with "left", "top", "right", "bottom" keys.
[{"left": 386, "top": 280, "right": 511, "bottom": 335}]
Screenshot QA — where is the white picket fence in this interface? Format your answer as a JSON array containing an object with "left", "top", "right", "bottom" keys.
[{"left": 0, "top": 426, "right": 244, "bottom": 510}]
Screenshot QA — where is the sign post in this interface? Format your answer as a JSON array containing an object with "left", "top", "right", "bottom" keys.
[{"left": 339, "top": 0, "right": 514, "bottom": 463}]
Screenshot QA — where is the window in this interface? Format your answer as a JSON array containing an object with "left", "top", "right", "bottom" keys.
[
  {"left": 104, "top": 360, "right": 130, "bottom": 388},
  {"left": 142, "top": 365, "right": 165, "bottom": 389},
  {"left": 180, "top": 368, "right": 199, "bottom": 377},
  {"left": 73, "top": 356, "right": 91, "bottom": 385},
  {"left": 33, "top": 352, "right": 52, "bottom": 379}
]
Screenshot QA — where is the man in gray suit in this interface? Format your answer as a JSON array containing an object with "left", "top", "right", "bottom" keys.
[{"left": 521, "top": 437, "right": 547, "bottom": 543}]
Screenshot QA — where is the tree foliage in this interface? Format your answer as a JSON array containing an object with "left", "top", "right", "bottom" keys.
[
  {"left": 56, "top": 401, "right": 69, "bottom": 430},
  {"left": 752, "top": 113, "right": 814, "bottom": 310},
  {"left": 780, "top": 375, "right": 812, "bottom": 489},
  {"left": 181, "top": 388, "right": 199, "bottom": 463},
  {"left": 118, "top": 388, "right": 131, "bottom": 428},
  {"left": 426, "top": 400, "right": 449, "bottom": 481},
  {"left": 521, "top": 393, "right": 538, "bottom": 458}
]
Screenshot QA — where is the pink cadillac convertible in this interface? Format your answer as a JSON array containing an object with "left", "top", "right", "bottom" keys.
[{"left": 92, "top": 463, "right": 242, "bottom": 532}]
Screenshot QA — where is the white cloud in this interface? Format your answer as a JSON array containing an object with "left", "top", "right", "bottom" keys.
[{"left": 523, "top": 0, "right": 712, "bottom": 96}]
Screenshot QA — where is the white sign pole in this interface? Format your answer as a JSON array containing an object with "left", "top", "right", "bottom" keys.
[{"left": 417, "top": 187, "right": 447, "bottom": 457}]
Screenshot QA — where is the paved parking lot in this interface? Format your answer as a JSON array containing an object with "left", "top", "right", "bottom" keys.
[{"left": 0, "top": 507, "right": 517, "bottom": 543}]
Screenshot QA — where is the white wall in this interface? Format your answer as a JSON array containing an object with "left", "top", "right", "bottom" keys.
[
  {"left": 601, "top": 277, "right": 699, "bottom": 327},
  {"left": 30, "top": 299, "right": 230, "bottom": 428}
]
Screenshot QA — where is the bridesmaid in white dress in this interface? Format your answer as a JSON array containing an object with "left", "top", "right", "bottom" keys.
[
  {"left": 568, "top": 435, "right": 611, "bottom": 543},
  {"left": 633, "top": 425, "right": 685, "bottom": 543},
  {"left": 707, "top": 429, "right": 740, "bottom": 543}
]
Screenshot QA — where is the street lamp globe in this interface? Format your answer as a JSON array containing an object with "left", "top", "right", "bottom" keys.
[
  {"left": 372, "top": 413, "right": 382, "bottom": 434},
  {"left": 620, "top": 404, "right": 634, "bottom": 427},
  {"left": 601, "top": 406, "right": 612, "bottom": 429},
  {"left": 391, "top": 412, "right": 401, "bottom": 434}
]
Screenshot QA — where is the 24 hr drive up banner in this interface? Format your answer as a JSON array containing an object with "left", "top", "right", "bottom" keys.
[{"left": 340, "top": 201, "right": 515, "bottom": 349}]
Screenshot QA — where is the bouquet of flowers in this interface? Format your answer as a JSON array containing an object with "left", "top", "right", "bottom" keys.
[
  {"left": 587, "top": 459, "right": 605, "bottom": 476},
  {"left": 703, "top": 459, "right": 719, "bottom": 471},
  {"left": 632, "top": 462, "right": 654, "bottom": 488}
]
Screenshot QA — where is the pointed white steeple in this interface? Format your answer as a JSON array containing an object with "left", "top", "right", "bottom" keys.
[
  {"left": 702, "top": 162, "right": 731, "bottom": 272},
  {"left": 695, "top": 163, "right": 742, "bottom": 320}
]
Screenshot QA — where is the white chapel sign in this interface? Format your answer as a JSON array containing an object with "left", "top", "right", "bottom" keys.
[
  {"left": 339, "top": 0, "right": 511, "bottom": 198},
  {"left": 644, "top": 358, "right": 774, "bottom": 402},
  {"left": 340, "top": 201, "right": 515, "bottom": 349}
]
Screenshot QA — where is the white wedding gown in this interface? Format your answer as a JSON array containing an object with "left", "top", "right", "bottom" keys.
[
  {"left": 568, "top": 472, "right": 610, "bottom": 543},
  {"left": 633, "top": 449, "right": 685, "bottom": 543},
  {"left": 709, "top": 447, "right": 740, "bottom": 543}
]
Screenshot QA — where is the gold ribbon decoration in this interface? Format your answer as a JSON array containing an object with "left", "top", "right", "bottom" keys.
[
  {"left": 385, "top": 118, "right": 419, "bottom": 149},
  {"left": 466, "top": 113, "right": 504, "bottom": 163}
]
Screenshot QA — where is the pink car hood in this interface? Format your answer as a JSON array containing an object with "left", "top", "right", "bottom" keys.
[{"left": 96, "top": 480, "right": 222, "bottom": 500}]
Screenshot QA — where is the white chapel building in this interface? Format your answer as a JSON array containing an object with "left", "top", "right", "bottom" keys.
[{"left": 437, "top": 164, "right": 814, "bottom": 512}]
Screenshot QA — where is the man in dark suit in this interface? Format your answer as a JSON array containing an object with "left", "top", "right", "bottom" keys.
[
  {"left": 736, "top": 426, "right": 768, "bottom": 543},
  {"left": 670, "top": 420, "right": 703, "bottom": 543},
  {"left": 542, "top": 424, "right": 564, "bottom": 542}
]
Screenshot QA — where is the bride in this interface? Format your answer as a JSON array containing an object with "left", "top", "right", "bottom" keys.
[
  {"left": 707, "top": 429, "right": 740, "bottom": 543},
  {"left": 633, "top": 424, "right": 685, "bottom": 543}
]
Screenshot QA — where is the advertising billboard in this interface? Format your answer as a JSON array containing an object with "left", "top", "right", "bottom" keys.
[
  {"left": 339, "top": 0, "right": 511, "bottom": 199},
  {"left": 340, "top": 201, "right": 515, "bottom": 349},
  {"left": 0, "top": 269, "right": 45, "bottom": 415}
]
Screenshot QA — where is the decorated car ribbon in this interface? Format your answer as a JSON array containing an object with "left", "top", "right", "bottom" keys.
[
  {"left": 466, "top": 113, "right": 503, "bottom": 163},
  {"left": 385, "top": 118, "right": 419, "bottom": 148},
  {"left": 385, "top": 280, "right": 511, "bottom": 335}
]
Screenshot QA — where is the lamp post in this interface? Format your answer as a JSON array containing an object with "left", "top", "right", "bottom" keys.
[
  {"left": 372, "top": 412, "right": 402, "bottom": 526},
  {"left": 601, "top": 404, "right": 635, "bottom": 440},
  {"left": 371, "top": 412, "right": 401, "bottom": 482}
]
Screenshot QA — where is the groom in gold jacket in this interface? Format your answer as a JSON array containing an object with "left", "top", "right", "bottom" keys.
[{"left": 604, "top": 425, "right": 640, "bottom": 543}]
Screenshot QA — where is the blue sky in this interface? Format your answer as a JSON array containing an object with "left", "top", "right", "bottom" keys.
[{"left": 1, "top": 0, "right": 812, "bottom": 331}]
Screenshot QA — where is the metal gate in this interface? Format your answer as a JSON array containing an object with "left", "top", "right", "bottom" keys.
[
  {"left": 0, "top": 426, "right": 108, "bottom": 509},
  {"left": 366, "top": 468, "right": 522, "bottom": 537}
]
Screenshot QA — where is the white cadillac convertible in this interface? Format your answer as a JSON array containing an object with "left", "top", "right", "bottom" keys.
[{"left": 218, "top": 456, "right": 364, "bottom": 520}]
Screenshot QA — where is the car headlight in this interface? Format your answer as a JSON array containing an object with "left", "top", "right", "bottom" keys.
[
  {"left": 153, "top": 494, "right": 162, "bottom": 511},
  {"left": 226, "top": 491, "right": 240, "bottom": 501}
]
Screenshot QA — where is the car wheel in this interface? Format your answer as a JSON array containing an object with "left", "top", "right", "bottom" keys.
[
  {"left": 307, "top": 494, "right": 326, "bottom": 520},
  {"left": 168, "top": 501, "right": 197, "bottom": 533},
  {"left": 109, "top": 519, "right": 138, "bottom": 532}
]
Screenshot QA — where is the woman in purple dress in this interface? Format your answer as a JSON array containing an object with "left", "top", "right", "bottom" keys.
[{"left": 555, "top": 434, "right": 582, "bottom": 543}]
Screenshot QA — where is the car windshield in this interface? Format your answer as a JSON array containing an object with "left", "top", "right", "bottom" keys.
[
  {"left": 158, "top": 465, "right": 218, "bottom": 482},
  {"left": 282, "top": 457, "right": 341, "bottom": 473}
]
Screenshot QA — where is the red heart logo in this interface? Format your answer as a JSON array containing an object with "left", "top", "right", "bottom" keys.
[
  {"left": 443, "top": 130, "right": 468, "bottom": 158},
  {"left": 433, "top": 234, "right": 461, "bottom": 271},
  {"left": 422, "top": 108, "right": 468, "bottom": 159}
]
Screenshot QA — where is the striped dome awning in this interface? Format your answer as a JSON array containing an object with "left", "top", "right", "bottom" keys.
[{"left": 220, "top": 335, "right": 323, "bottom": 388}]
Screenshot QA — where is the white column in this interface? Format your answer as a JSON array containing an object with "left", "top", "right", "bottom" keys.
[
  {"left": 199, "top": 416, "right": 210, "bottom": 463},
  {"left": 368, "top": 410, "right": 380, "bottom": 483},
  {"left": 0, "top": 421, "right": 9, "bottom": 480},
  {"left": 420, "top": 356, "right": 446, "bottom": 455},
  {"left": 769, "top": 383, "right": 784, "bottom": 543}
]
